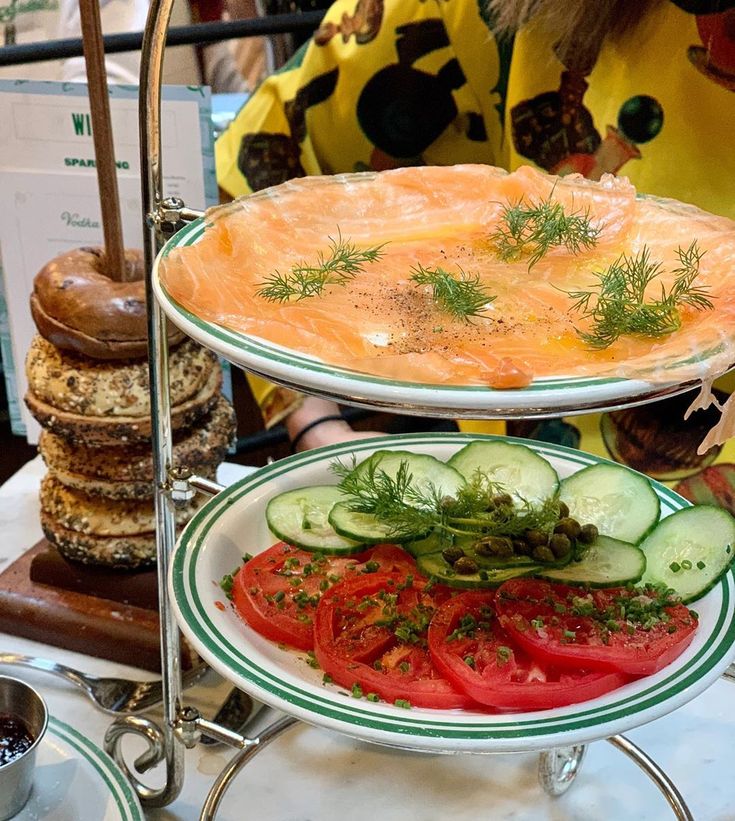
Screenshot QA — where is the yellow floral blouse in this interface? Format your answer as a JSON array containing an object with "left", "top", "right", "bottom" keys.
[{"left": 216, "top": 0, "right": 735, "bottom": 505}]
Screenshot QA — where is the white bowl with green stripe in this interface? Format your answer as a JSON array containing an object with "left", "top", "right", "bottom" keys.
[
  {"left": 152, "top": 217, "right": 704, "bottom": 419},
  {"left": 169, "top": 433, "right": 735, "bottom": 754}
]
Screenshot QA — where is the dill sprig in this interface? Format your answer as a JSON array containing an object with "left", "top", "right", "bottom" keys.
[
  {"left": 256, "top": 231, "right": 387, "bottom": 302},
  {"left": 330, "top": 457, "right": 438, "bottom": 540},
  {"left": 410, "top": 264, "right": 496, "bottom": 322},
  {"left": 490, "top": 194, "right": 600, "bottom": 268},
  {"left": 566, "top": 241, "right": 714, "bottom": 349},
  {"left": 330, "top": 459, "right": 560, "bottom": 543}
]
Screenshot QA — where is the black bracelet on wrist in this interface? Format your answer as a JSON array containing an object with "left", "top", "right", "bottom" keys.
[{"left": 290, "top": 414, "right": 345, "bottom": 453}]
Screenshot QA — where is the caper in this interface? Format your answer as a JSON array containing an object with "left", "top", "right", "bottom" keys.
[
  {"left": 558, "top": 501, "right": 570, "bottom": 519},
  {"left": 578, "top": 523, "right": 599, "bottom": 544},
  {"left": 525, "top": 529, "right": 547, "bottom": 548},
  {"left": 513, "top": 539, "right": 532, "bottom": 556},
  {"left": 554, "top": 517, "right": 582, "bottom": 539},
  {"left": 549, "top": 533, "right": 572, "bottom": 558},
  {"left": 481, "top": 536, "right": 514, "bottom": 557},
  {"left": 532, "top": 546, "right": 556, "bottom": 563},
  {"left": 492, "top": 493, "right": 514, "bottom": 508},
  {"left": 454, "top": 556, "right": 479, "bottom": 575},
  {"left": 442, "top": 546, "right": 465, "bottom": 565}
]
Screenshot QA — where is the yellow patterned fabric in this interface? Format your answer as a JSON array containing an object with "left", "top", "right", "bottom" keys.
[{"left": 217, "top": 0, "right": 735, "bottom": 507}]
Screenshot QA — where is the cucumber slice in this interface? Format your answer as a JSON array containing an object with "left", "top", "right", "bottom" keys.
[
  {"left": 328, "top": 502, "right": 430, "bottom": 544},
  {"left": 417, "top": 551, "right": 540, "bottom": 589},
  {"left": 403, "top": 533, "right": 447, "bottom": 559},
  {"left": 560, "top": 463, "right": 660, "bottom": 544},
  {"left": 265, "top": 486, "right": 365, "bottom": 554},
  {"left": 447, "top": 441, "right": 559, "bottom": 505},
  {"left": 354, "top": 450, "right": 466, "bottom": 502},
  {"left": 640, "top": 505, "right": 735, "bottom": 603},
  {"left": 538, "top": 535, "right": 646, "bottom": 587},
  {"left": 330, "top": 451, "right": 465, "bottom": 542}
]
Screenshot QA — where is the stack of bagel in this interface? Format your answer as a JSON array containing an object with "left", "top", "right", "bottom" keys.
[{"left": 24, "top": 247, "right": 236, "bottom": 570}]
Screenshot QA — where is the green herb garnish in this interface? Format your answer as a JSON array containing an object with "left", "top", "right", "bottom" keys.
[
  {"left": 394, "top": 699, "right": 412, "bottom": 709},
  {"left": 410, "top": 264, "right": 496, "bottom": 322},
  {"left": 257, "top": 231, "right": 387, "bottom": 302},
  {"left": 330, "top": 457, "right": 562, "bottom": 547},
  {"left": 565, "top": 242, "right": 713, "bottom": 349},
  {"left": 490, "top": 194, "right": 600, "bottom": 268},
  {"left": 219, "top": 567, "right": 240, "bottom": 600}
]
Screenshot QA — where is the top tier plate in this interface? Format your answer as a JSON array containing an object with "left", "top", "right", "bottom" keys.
[{"left": 153, "top": 166, "right": 735, "bottom": 419}]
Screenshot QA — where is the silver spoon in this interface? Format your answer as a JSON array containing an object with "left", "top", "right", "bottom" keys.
[{"left": 0, "top": 652, "right": 208, "bottom": 714}]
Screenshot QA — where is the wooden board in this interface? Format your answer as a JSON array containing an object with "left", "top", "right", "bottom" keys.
[{"left": 0, "top": 540, "right": 193, "bottom": 672}]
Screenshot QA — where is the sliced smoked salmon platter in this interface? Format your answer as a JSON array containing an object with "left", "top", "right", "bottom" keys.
[{"left": 154, "top": 165, "right": 735, "bottom": 417}]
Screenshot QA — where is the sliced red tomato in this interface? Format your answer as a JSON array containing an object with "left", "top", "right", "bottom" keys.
[
  {"left": 495, "top": 579, "right": 698, "bottom": 676},
  {"left": 314, "top": 571, "right": 476, "bottom": 709},
  {"left": 428, "top": 591, "right": 629, "bottom": 711},
  {"left": 232, "top": 542, "right": 417, "bottom": 651}
]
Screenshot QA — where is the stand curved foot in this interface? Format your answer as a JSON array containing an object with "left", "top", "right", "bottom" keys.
[
  {"left": 607, "top": 735, "right": 693, "bottom": 820},
  {"left": 538, "top": 744, "right": 587, "bottom": 796},
  {"left": 105, "top": 714, "right": 184, "bottom": 808},
  {"left": 199, "top": 715, "right": 299, "bottom": 821}
]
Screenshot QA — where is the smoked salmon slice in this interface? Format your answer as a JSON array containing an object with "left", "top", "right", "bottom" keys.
[{"left": 159, "top": 164, "right": 735, "bottom": 390}]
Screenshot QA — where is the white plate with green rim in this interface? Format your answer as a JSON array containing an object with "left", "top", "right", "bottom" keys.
[
  {"left": 17, "top": 715, "right": 143, "bottom": 821},
  {"left": 169, "top": 433, "right": 735, "bottom": 754},
  {"left": 152, "top": 212, "right": 707, "bottom": 420}
]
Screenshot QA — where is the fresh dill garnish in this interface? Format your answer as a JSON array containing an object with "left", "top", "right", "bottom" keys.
[
  {"left": 409, "top": 264, "right": 496, "bottom": 322},
  {"left": 256, "top": 230, "right": 387, "bottom": 302},
  {"left": 565, "top": 241, "right": 714, "bottom": 349},
  {"left": 490, "top": 194, "right": 600, "bottom": 268},
  {"left": 330, "top": 459, "right": 561, "bottom": 544}
]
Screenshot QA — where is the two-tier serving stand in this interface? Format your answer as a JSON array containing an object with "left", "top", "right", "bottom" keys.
[{"left": 101, "top": 2, "right": 723, "bottom": 817}]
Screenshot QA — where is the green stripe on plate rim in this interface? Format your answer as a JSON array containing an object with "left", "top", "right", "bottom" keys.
[
  {"left": 172, "top": 433, "right": 735, "bottom": 740},
  {"left": 157, "top": 219, "right": 627, "bottom": 392},
  {"left": 48, "top": 716, "right": 143, "bottom": 820}
]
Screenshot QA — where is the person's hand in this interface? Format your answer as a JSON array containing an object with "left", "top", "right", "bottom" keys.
[{"left": 285, "top": 396, "right": 383, "bottom": 452}]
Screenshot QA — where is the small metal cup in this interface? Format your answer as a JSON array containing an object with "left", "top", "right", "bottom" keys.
[{"left": 0, "top": 676, "right": 48, "bottom": 820}]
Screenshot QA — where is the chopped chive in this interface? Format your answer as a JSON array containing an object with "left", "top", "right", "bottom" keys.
[
  {"left": 681, "top": 559, "right": 693, "bottom": 570},
  {"left": 366, "top": 692, "right": 380, "bottom": 702},
  {"left": 669, "top": 561, "right": 681, "bottom": 573},
  {"left": 696, "top": 560, "right": 706, "bottom": 570},
  {"left": 394, "top": 699, "right": 412, "bottom": 709},
  {"left": 464, "top": 655, "right": 476, "bottom": 668},
  {"left": 322, "top": 673, "right": 333, "bottom": 684},
  {"left": 496, "top": 646, "right": 512, "bottom": 665},
  {"left": 351, "top": 683, "right": 363, "bottom": 699},
  {"left": 273, "top": 590, "right": 285, "bottom": 602}
]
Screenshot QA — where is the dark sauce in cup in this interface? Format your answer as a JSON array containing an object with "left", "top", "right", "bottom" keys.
[{"left": 0, "top": 713, "right": 34, "bottom": 766}]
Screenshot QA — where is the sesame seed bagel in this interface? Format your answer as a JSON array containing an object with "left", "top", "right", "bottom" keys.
[
  {"left": 26, "top": 335, "right": 214, "bottom": 418},
  {"left": 40, "top": 514, "right": 158, "bottom": 568},
  {"left": 39, "top": 474, "right": 206, "bottom": 568},
  {"left": 25, "top": 342, "right": 221, "bottom": 447},
  {"left": 38, "top": 394, "right": 235, "bottom": 499},
  {"left": 30, "top": 247, "right": 184, "bottom": 360}
]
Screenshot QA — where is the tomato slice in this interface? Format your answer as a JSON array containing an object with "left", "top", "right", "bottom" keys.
[
  {"left": 314, "top": 571, "right": 476, "bottom": 709},
  {"left": 428, "top": 591, "right": 629, "bottom": 711},
  {"left": 232, "top": 542, "right": 417, "bottom": 651},
  {"left": 495, "top": 579, "right": 699, "bottom": 676}
]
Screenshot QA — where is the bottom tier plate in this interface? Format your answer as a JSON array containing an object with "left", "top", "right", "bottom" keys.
[{"left": 169, "top": 433, "right": 735, "bottom": 754}]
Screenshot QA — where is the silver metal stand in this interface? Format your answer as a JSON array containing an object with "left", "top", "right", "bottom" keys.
[{"left": 105, "top": 2, "right": 697, "bottom": 816}]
